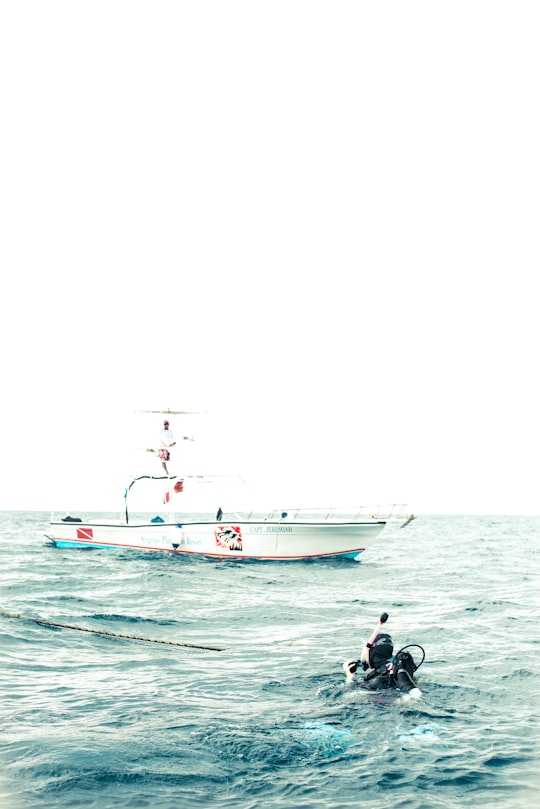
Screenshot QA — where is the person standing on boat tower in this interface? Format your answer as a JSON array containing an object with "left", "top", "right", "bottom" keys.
[{"left": 158, "top": 420, "right": 176, "bottom": 475}]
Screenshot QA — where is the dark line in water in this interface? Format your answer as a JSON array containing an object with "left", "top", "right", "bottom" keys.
[{"left": 0, "top": 610, "right": 225, "bottom": 651}]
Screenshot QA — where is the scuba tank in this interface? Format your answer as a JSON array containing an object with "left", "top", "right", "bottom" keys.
[{"left": 393, "top": 647, "right": 421, "bottom": 694}]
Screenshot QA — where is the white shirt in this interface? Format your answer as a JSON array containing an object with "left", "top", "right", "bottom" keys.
[{"left": 159, "top": 427, "right": 175, "bottom": 448}]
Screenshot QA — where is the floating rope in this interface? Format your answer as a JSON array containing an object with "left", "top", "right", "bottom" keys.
[{"left": 0, "top": 611, "right": 225, "bottom": 651}]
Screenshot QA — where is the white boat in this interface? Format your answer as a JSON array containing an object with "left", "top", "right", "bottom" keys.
[
  {"left": 44, "top": 410, "right": 415, "bottom": 561},
  {"left": 45, "top": 475, "right": 414, "bottom": 561}
]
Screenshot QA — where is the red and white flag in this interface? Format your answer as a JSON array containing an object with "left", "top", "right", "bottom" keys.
[{"left": 163, "top": 479, "right": 184, "bottom": 504}]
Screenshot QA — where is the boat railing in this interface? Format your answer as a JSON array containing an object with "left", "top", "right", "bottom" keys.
[
  {"left": 234, "top": 504, "right": 414, "bottom": 523},
  {"left": 49, "top": 504, "right": 415, "bottom": 530}
]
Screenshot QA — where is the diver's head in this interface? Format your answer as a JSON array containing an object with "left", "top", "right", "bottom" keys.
[{"left": 362, "top": 633, "right": 394, "bottom": 670}]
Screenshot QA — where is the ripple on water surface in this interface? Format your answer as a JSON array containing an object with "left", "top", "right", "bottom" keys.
[{"left": 1, "top": 512, "right": 539, "bottom": 809}]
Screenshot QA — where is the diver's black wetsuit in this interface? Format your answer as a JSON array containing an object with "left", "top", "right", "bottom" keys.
[{"left": 364, "top": 650, "right": 418, "bottom": 692}]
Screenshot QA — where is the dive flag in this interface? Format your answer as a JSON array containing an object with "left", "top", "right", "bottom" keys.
[{"left": 164, "top": 479, "right": 184, "bottom": 504}]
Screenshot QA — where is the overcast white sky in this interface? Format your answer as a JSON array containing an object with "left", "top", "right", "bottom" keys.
[{"left": 1, "top": 2, "right": 538, "bottom": 514}]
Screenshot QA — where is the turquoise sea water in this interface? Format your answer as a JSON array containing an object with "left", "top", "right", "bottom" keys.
[{"left": 1, "top": 512, "right": 539, "bottom": 808}]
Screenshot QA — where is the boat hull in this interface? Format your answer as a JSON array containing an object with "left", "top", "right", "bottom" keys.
[{"left": 46, "top": 519, "right": 386, "bottom": 561}]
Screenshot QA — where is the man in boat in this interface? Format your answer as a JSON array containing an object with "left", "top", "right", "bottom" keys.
[
  {"left": 343, "top": 614, "right": 423, "bottom": 697},
  {"left": 158, "top": 420, "right": 176, "bottom": 475}
]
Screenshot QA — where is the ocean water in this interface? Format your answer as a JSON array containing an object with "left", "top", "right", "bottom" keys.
[{"left": 1, "top": 512, "right": 539, "bottom": 809}]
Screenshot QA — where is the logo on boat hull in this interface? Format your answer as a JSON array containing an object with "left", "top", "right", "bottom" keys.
[{"left": 215, "top": 525, "right": 243, "bottom": 551}]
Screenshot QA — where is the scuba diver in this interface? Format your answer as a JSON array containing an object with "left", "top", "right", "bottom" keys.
[{"left": 343, "top": 612, "right": 424, "bottom": 698}]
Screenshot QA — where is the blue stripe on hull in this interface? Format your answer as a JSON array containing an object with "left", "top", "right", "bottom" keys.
[{"left": 47, "top": 538, "right": 119, "bottom": 550}]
